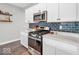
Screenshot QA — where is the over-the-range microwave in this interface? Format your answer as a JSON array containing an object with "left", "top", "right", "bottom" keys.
[{"left": 33, "top": 10, "right": 47, "bottom": 22}]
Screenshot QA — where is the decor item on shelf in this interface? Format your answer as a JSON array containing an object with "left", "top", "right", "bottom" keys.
[{"left": 0, "top": 10, "right": 12, "bottom": 22}]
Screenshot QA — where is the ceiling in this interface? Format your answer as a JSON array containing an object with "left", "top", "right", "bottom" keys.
[{"left": 9, "top": 3, "right": 37, "bottom": 9}]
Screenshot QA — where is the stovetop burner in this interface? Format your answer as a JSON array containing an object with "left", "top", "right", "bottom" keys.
[
  {"left": 30, "top": 30, "right": 49, "bottom": 35},
  {"left": 29, "top": 30, "right": 50, "bottom": 39}
]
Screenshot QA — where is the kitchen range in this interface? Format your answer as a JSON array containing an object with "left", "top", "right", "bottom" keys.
[{"left": 28, "top": 30, "right": 50, "bottom": 55}]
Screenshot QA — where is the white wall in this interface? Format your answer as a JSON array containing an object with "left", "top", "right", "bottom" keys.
[{"left": 0, "top": 4, "right": 25, "bottom": 44}]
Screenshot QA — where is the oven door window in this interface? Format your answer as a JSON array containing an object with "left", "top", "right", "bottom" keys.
[
  {"left": 28, "top": 37, "right": 36, "bottom": 49},
  {"left": 28, "top": 37, "right": 42, "bottom": 52},
  {"left": 35, "top": 40, "right": 42, "bottom": 52}
]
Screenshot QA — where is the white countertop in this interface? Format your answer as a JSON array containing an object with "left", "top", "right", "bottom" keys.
[{"left": 43, "top": 32, "right": 79, "bottom": 46}]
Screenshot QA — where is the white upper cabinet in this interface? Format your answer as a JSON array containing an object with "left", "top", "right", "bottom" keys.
[
  {"left": 25, "top": 6, "right": 34, "bottom": 23},
  {"left": 33, "top": 3, "right": 47, "bottom": 13},
  {"left": 38, "top": 3, "right": 47, "bottom": 11},
  {"left": 47, "top": 3, "right": 58, "bottom": 22},
  {"left": 59, "top": 3, "right": 76, "bottom": 22},
  {"left": 32, "top": 4, "right": 40, "bottom": 13},
  {"left": 77, "top": 3, "right": 79, "bottom": 21},
  {"left": 25, "top": 3, "right": 77, "bottom": 23}
]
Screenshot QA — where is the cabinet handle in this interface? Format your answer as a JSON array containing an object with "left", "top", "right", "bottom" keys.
[{"left": 57, "top": 18, "right": 61, "bottom": 20}]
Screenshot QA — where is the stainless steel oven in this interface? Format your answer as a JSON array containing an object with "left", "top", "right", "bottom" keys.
[
  {"left": 28, "top": 30, "right": 49, "bottom": 55},
  {"left": 28, "top": 35, "right": 42, "bottom": 55}
]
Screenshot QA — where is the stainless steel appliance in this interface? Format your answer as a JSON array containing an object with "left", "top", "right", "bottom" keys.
[
  {"left": 28, "top": 30, "right": 49, "bottom": 55},
  {"left": 41, "top": 11, "right": 47, "bottom": 21},
  {"left": 33, "top": 10, "right": 47, "bottom": 22}
]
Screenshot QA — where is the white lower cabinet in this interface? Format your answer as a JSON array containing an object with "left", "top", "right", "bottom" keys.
[
  {"left": 56, "top": 48, "right": 70, "bottom": 55},
  {"left": 43, "top": 38, "right": 56, "bottom": 55},
  {"left": 43, "top": 42, "right": 55, "bottom": 55},
  {"left": 20, "top": 32, "right": 28, "bottom": 48},
  {"left": 43, "top": 37, "right": 78, "bottom": 55}
]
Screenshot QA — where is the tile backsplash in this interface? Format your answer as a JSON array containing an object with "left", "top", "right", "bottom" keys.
[
  {"left": 29, "top": 21, "right": 79, "bottom": 33},
  {"left": 75, "top": 22, "right": 79, "bottom": 33},
  {"left": 60, "top": 22, "right": 76, "bottom": 32},
  {"left": 29, "top": 23, "right": 38, "bottom": 28}
]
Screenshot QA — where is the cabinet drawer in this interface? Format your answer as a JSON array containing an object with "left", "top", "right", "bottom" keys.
[{"left": 43, "top": 43, "right": 55, "bottom": 55}]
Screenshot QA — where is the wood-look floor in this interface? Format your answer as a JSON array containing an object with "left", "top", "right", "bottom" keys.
[{"left": 0, "top": 40, "right": 30, "bottom": 55}]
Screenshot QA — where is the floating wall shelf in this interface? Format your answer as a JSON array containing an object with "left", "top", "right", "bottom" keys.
[
  {"left": 0, "top": 20, "right": 12, "bottom": 22},
  {"left": 0, "top": 10, "right": 12, "bottom": 22}
]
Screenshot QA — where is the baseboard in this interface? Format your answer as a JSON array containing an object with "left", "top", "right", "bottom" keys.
[{"left": 0, "top": 39, "right": 20, "bottom": 45}]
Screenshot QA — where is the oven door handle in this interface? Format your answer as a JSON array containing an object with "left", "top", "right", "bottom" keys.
[
  {"left": 28, "top": 36, "right": 41, "bottom": 41},
  {"left": 28, "top": 36, "right": 36, "bottom": 39}
]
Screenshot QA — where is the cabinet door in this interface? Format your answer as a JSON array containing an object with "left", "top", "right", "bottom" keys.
[
  {"left": 43, "top": 43, "right": 55, "bottom": 55},
  {"left": 47, "top": 3, "right": 58, "bottom": 22},
  {"left": 33, "top": 3, "right": 47, "bottom": 13},
  {"left": 56, "top": 48, "right": 69, "bottom": 55},
  {"left": 43, "top": 38, "right": 55, "bottom": 55},
  {"left": 77, "top": 3, "right": 79, "bottom": 21},
  {"left": 32, "top": 4, "right": 40, "bottom": 13},
  {"left": 20, "top": 34, "right": 28, "bottom": 48},
  {"left": 59, "top": 3, "right": 76, "bottom": 21},
  {"left": 38, "top": 3, "right": 47, "bottom": 11},
  {"left": 25, "top": 7, "right": 34, "bottom": 23}
]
